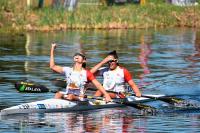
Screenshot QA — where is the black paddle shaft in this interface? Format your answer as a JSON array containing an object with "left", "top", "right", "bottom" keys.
[{"left": 140, "top": 95, "right": 184, "bottom": 104}]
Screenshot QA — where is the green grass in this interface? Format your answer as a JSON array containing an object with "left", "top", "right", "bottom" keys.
[{"left": 0, "top": 0, "right": 200, "bottom": 32}]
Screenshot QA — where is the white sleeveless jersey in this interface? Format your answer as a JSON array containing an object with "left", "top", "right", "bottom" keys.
[
  {"left": 99, "top": 66, "right": 132, "bottom": 92},
  {"left": 62, "top": 67, "right": 94, "bottom": 95}
]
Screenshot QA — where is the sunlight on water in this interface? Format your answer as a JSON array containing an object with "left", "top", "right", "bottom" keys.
[{"left": 0, "top": 28, "right": 200, "bottom": 132}]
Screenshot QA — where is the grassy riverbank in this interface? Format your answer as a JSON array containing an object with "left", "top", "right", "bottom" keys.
[{"left": 0, "top": 0, "right": 200, "bottom": 33}]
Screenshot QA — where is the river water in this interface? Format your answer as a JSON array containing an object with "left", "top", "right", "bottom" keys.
[{"left": 0, "top": 28, "right": 200, "bottom": 132}]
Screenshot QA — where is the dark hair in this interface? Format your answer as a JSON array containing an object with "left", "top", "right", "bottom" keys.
[
  {"left": 82, "top": 62, "right": 86, "bottom": 68},
  {"left": 108, "top": 50, "right": 118, "bottom": 59},
  {"left": 74, "top": 53, "right": 86, "bottom": 60},
  {"left": 73, "top": 53, "right": 87, "bottom": 68}
]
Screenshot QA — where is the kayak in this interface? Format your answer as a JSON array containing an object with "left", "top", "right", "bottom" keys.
[{"left": 1, "top": 95, "right": 164, "bottom": 115}]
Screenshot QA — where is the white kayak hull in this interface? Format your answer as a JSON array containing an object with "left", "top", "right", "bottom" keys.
[{"left": 1, "top": 95, "right": 165, "bottom": 115}]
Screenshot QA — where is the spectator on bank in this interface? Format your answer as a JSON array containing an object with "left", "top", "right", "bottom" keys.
[{"left": 64, "top": 0, "right": 78, "bottom": 11}]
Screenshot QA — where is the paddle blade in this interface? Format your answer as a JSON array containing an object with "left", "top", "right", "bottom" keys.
[
  {"left": 130, "top": 94, "right": 186, "bottom": 105},
  {"left": 124, "top": 101, "right": 156, "bottom": 110},
  {"left": 157, "top": 96, "right": 185, "bottom": 104},
  {"left": 112, "top": 99, "right": 157, "bottom": 114},
  {"left": 15, "top": 81, "right": 50, "bottom": 93}
]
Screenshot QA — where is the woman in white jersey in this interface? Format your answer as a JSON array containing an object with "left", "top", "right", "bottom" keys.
[
  {"left": 50, "top": 43, "right": 112, "bottom": 102},
  {"left": 90, "top": 50, "right": 141, "bottom": 98}
]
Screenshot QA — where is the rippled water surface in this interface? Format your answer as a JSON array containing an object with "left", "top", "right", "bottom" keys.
[{"left": 0, "top": 28, "right": 200, "bottom": 132}]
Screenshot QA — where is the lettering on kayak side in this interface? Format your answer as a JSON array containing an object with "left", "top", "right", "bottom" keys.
[
  {"left": 19, "top": 104, "right": 30, "bottom": 109},
  {"left": 37, "top": 104, "right": 46, "bottom": 109},
  {"left": 25, "top": 87, "right": 42, "bottom": 92}
]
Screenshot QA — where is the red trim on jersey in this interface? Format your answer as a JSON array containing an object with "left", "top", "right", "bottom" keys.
[
  {"left": 86, "top": 70, "right": 95, "bottom": 81},
  {"left": 121, "top": 67, "right": 132, "bottom": 82}
]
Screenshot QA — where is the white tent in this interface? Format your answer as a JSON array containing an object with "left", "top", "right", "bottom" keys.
[{"left": 170, "top": 0, "right": 198, "bottom": 6}]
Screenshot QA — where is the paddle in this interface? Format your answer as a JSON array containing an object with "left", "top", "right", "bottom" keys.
[
  {"left": 85, "top": 95, "right": 156, "bottom": 114},
  {"left": 14, "top": 81, "right": 157, "bottom": 113},
  {"left": 15, "top": 81, "right": 94, "bottom": 93},
  {"left": 78, "top": 86, "right": 186, "bottom": 105},
  {"left": 85, "top": 85, "right": 186, "bottom": 105},
  {"left": 113, "top": 99, "right": 156, "bottom": 113},
  {"left": 15, "top": 81, "right": 56, "bottom": 93},
  {"left": 103, "top": 90, "right": 194, "bottom": 107},
  {"left": 51, "top": 79, "right": 192, "bottom": 107},
  {"left": 129, "top": 93, "right": 185, "bottom": 105},
  {"left": 51, "top": 79, "right": 184, "bottom": 104},
  {"left": 16, "top": 80, "right": 185, "bottom": 106},
  {"left": 105, "top": 90, "right": 186, "bottom": 105}
]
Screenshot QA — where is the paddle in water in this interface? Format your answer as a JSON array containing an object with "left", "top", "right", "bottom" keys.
[
  {"left": 113, "top": 98, "right": 157, "bottom": 115},
  {"left": 16, "top": 81, "right": 191, "bottom": 108},
  {"left": 87, "top": 87, "right": 187, "bottom": 106},
  {"left": 86, "top": 95, "right": 157, "bottom": 115},
  {"left": 125, "top": 92, "right": 187, "bottom": 106},
  {"left": 88, "top": 87, "right": 196, "bottom": 107},
  {"left": 51, "top": 79, "right": 187, "bottom": 105}
]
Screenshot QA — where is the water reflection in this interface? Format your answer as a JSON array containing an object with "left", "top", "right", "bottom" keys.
[
  {"left": 1, "top": 107, "right": 200, "bottom": 133},
  {"left": 185, "top": 30, "right": 200, "bottom": 62},
  {"left": 194, "top": 31, "right": 200, "bottom": 58},
  {"left": 138, "top": 34, "right": 152, "bottom": 88},
  {"left": 1, "top": 108, "right": 148, "bottom": 133},
  {"left": 0, "top": 28, "right": 200, "bottom": 132},
  {"left": 25, "top": 33, "right": 31, "bottom": 72}
]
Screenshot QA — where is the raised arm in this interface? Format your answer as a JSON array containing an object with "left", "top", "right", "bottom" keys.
[
  {"left": 50, "top": 43, "right": 63, "bottom": 74},
  {"left": 90, "top": 55, "right": 113, "bottom": 74}
]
